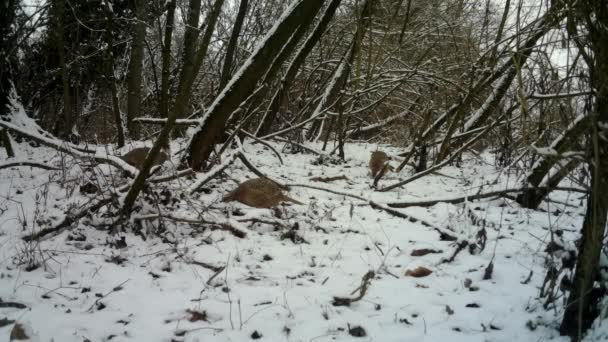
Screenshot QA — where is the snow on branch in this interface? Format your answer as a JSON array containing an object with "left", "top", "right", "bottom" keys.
[{"left": 0, "top": 120, "right": 139, "bottom": 177}]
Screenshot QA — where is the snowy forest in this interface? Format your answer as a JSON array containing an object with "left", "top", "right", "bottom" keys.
[{"left": 0, "top": 0, "right": 607, "bottom": 341}]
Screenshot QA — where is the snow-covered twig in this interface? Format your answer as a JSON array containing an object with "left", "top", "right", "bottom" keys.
[
  {"left": 385, "top": 186, "right": 586, "bottom": 208},
  {"left": 0, "top": 120, "right": 139, "bottom": 177}
]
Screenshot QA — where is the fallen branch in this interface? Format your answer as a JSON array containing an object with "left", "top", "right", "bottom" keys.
[
  {"left": 135, "top": 213, "right": 247, "bottom": 239},
  {"left": 440, "top": 240, "right": 469, "bottom": 264},
  {"left": 287, "top": 182, "right": 458, "bottom": 241},
  {"left": 332, "top": 270, "right": 375, "bottom": 306},
  {"left": 385, "top": 186, "right": 587, "bottom": 208},
  {"left": 86, "top": 279, "right": 130, "bottom": 313},
  {"left": 0, "top": 120, "right": 138, "bottom": 177},
  {"left": 176, "top": 250, "right": 224, "bottom": 272},
  {"left": 149, "top": 168, "right": 195, "bottom": 183},
  {"left": 0, "top": 300, "right": 27, "bottom": 309},
  {"left": 309, "top": 175, "right": 349, "bottom": 183},
  {"left": 0, "top": 160, "right": 60, "bottom": 171},
  {"left": 272, "top": 136, "right": 324, "bottom": 155},
  {"left": 188, "top": 149, "right": 241, "bottom": 193},
  {"left": 133, "top": 117, "right": 199, "bottom": 126},
  {"left": 369, "top": 201, "right": 458, "bottom": 241},
  {"left": 23, "top": 197, "right": 114, "bottom": 242},
  {"left": 289, "top": 183, "right": 366, "bottom": 201},
  {"left": 237, "top": 151, "right": 287, "bottom": 189},
  {"left": 236, "top": 129, "right": 284, "bottom": 164}
]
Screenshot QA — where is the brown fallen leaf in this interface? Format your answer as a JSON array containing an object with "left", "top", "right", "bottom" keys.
[
  {"left": 10, "top": 323, "right": 29, "bottom": 341},
  {"left": 405, "top": 266, "right": 433, "bottom": 278},
  {"left": 411, "top": 248, "right": 442, "bottom": 257},
  {"left": 464, "top": 278, "right": 472, "bottom": 288}
]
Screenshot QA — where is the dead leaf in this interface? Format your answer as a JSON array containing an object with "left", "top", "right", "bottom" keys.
[
  {"left": 445, "top": 305, "right": 454, "bottom": 315},
  {"left": 10, "top": 323, "right": 29, "bottom": 341},
  {"left": 405, "top": 266, "right": 433, "bottom": 278},
  {"left": 464, "top": 278, "right": 472, "bottom": 288}
]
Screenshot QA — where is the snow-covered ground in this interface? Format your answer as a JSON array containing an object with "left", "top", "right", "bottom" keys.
[{"left": 0, "top": 139, "right": 597, "bottom": 341}]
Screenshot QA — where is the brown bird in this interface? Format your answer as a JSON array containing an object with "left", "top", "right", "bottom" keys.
[
  {"left": 222, "top": 178, "right": 302, "bottom": 208},
  {"left": 120, "top": 147, "right": 169, "bottom": 170},
  {"left": 369, "top": 151, "right": 393, "bottom": 178}
]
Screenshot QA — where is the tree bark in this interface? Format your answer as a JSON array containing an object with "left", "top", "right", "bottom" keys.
[
  {"left": 159, "top": 0, "right": 176, "bottom": 119},
  {"left": 219, "top": 0, "right": 248, "bottom": 91},
  {"left": 121, "top": 0, "right": 225, "bottom": 215},
  {"left": 174, "top": 0, "right": 203, "bottom": 119},
  {"left": 0, "top": 0, "right": 16, "bottom": 116},
  {"left": 305, "top": 0, "right": 375, "bottom": 141},
  {"left": 560, "top": 1, "right": 608, "bottom": 339},
  {"left": 517, "top": 115, "right": 588, "bottom": 209},
  {"left": 103, "top": 2, "right": 125, "bottom": 147},
  {"left": 255, "top": 0, "right": 342, "bottom": 137},
  {"left": 185, "top": 0, "right": 327, "bottom": 171},
  {"left": 126, "top": 0, "right": 149, "bottom": 135},
  {"left": 1, "top": 129, "right": 14, "bottom": 158},
  {"left": 54, "top": 0, "right": 73, "bottom": 140}
]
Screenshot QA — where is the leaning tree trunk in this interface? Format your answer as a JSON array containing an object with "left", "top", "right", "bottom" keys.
[
  {"left": 255, "top": 0, "right": 342, "bottom": 137},
  {"left": 126, "top": 0, "right": 149, "bottom": 136},
  {"left": 185, "top": 0, "right": 327, "bottom": 171},
  {"left": 304, "top": 0, "right": 375, "bottom": 141},
  {"left": 224, "top": 0, "right": 325, "bottom": 135},
  {"left": 560, "top": 1, "right": 608, "bottom": 339},
  {"left": 517, "top": 115, "right": 588, "bottom": 209},
  {"left": 121, "top": 0, "right": 225, "bottom": 215},
  {"left": 434, "top": 8, "right": 563, "bottom": 163},
  {"left": 219, "top": 0, "right": 248, "bottom": 91}
]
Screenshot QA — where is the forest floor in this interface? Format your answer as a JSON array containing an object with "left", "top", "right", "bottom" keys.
[{"left": 0, "top": 140, "right": 604, "bottom": 342}]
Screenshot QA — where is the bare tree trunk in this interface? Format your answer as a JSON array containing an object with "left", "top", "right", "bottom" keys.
[
  {"left": 174, "top": 0, "right": 203, "bottom": 119},
  {"left": 185, "top": 0, "right": 327, "bottom": 171},
  {"left": 224, "top": 0, "right": 327, "bottom": 140},
  {"left": 517, "top": 115, "right": 588, "bottom": 209},
  {"left": 0, "top": 0, "right": 16, "bottom": 116},
  {"left": 397, "top": 0, "right": 412, "bottom": 45},
  {"left": 219, "top": 0, "right": 248, "bottom": 91},
  {"left": 255, "top": 0, "right": 341, "bottom": 137},
  {"left": 103, "top": 2, "right": 125, "bottom": 147},
  {"left": 121, "top": 0, "right": 225, "bottom": 215},
  {"left": 159, "top": 0, "right": 176, "bottom": 119},
  {"left": 54, "top": 0, "right": 73, "bottom": 140},
  {"left": 1, "top": 129, "right": 14, "bottom": 157},
  {"left": 305, "top": 0, "right": 375, "bottom": 141},
  {"left": 560, "top": 1, "right": 608, "bottom": 339},
  {"left": 126, "top": 0, "right": 149, "bottom": 136}
]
